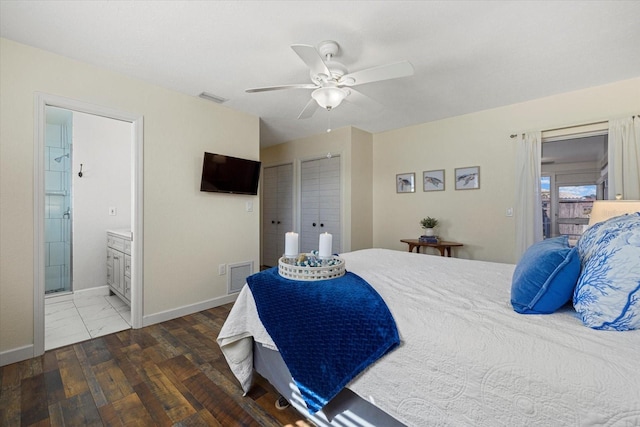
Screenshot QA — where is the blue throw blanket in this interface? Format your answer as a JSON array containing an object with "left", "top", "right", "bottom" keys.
[{"left": 247, "top": 267, "right": 400, "bottom": 414}]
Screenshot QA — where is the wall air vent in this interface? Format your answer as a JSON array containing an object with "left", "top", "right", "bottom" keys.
[
  {"left": 228, "top": 261, "right": 254, "bottom": 294},
  {"left": 198, "top": 92, "right": 228, "bottom": 104}
]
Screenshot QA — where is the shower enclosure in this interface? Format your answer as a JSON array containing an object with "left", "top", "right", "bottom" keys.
[{"left": 45, "top": 106, "right": 73, "bottom": 294}]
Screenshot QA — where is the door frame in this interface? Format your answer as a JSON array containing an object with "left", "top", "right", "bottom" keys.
[{"left": 33, "top": 93, "right": 144, "bottom": 357}]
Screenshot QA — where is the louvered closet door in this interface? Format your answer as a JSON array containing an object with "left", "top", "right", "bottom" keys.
[
  {"left": 276, "top": 164, "right": 293, "bottom": 253},
  {"left": 300, "top": 156, "right": 341, "bottom": 254},
  {"left": 262, "top": 163, "right": 293, "bottom": 266}
]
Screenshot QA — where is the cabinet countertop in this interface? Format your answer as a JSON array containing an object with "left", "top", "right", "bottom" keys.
[{"left": 107, "top": 229, "right": 132, "bottom": 240}]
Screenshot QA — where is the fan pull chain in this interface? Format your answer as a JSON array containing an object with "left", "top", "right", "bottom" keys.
[{"left": 327, "top": 110, "right": 332, "bottom": 133}]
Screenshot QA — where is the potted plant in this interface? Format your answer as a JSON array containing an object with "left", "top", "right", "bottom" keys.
[{"left": 420, "top": 217, "right": 439, "bottom": 237}]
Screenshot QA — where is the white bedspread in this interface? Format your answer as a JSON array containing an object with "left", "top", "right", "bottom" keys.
[{"left": 218, "top": 248, "right": 640, "bottom": 426}]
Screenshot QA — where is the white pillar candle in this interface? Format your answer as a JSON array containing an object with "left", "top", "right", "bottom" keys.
[
  {"left": 319, "top": 232, "right": 332, "bottom": 258},
  {"left": 284, "top": 232, "right": 299, "bottom": 257}
]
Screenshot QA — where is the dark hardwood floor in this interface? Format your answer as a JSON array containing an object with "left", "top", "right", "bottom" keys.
[{"left": 0, "top": 303, "right": 311, "bottom": 426}]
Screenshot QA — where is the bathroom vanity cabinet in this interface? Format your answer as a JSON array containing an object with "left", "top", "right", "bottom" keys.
[{"left": 107, "top": 229, "right": 132, "bottom": 305}]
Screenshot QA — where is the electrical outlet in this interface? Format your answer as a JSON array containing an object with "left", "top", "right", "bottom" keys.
[
  {"left": 218, "top": 264, "right": 226, "bottom": 275},
  {"left": 108, "top": 207, "right": 117, "bottom": 216}
]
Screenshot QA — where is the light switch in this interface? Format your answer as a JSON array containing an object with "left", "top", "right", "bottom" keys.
[
  {"left": 246, "top": 201, "right": 253, "bottom": 212},
  {"left": 218, "top": 264, "right": 226, "bottom": 275},
  {"left": 506, "top": 207, "right": 513, "bottom": 217}
]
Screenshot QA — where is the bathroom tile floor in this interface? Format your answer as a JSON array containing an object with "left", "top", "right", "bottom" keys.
[{"left": 45, "top": 293, "right": 131, "bottom": 351}]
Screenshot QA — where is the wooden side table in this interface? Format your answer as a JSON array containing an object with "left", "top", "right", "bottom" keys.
[{"left": 400, "top": 239, "right": 464, "bottom": 257}]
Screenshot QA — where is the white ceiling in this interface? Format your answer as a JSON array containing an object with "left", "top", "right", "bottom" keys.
[{"left": 2, "top": 1, "right": 639, "bottom": 147}]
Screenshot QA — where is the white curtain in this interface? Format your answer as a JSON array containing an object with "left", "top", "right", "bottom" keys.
[
  {"left": 608, "top": 117, "right": 640, "bottom": 200},
  {"left": 515, "top": 131, "right": 543, "bottom": 260}
]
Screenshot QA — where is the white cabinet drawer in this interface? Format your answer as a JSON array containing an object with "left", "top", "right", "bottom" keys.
[{"left": 107, "top": 235, "right": 125, "bottom": 252}]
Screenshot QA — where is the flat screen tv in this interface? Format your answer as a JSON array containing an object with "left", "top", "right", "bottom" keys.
[{"left": 200, "top": 152, "right": 261, "bottom": 195}]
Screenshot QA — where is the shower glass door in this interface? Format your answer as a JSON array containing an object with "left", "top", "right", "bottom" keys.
[{"left": 45, "top": 106, "right": 73, "bottom": 294}]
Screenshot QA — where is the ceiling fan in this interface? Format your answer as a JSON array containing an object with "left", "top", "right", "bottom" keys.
[{"left": 246, "top": 40, "right": 414, "bottom": 119}]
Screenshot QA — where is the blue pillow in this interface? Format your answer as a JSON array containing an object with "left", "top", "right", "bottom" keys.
[
  {"left": 511, "top": 235, "right": 581, "bottom": 314},
  {"left": 573, "top": 213, "right": 640, "bottom": 331}
]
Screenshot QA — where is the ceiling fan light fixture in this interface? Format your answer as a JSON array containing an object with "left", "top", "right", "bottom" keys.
[
  {"left": 246, "top": 40, "right": 414, "bottom": 119},
  {"left": 311, "top": 87, "right": 347, "bottom": 110}
]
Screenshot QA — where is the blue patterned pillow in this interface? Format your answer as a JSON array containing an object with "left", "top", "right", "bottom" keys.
[
  {"left": 573, "top": 213, "right": 640, "bottom": 331},
  {"left": 511, "top": 236, "right": 581, "bottom": 314}
]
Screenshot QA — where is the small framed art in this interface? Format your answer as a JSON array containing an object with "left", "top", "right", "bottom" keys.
[
  {"left": 455, "top": 166, "right": 480, "bottom": 190},
  {"left": 423, "top": 170, "right": 445, "bottom": 192},
  {"left": 396, "top": 173, "right": 415, "bottom": 193}
]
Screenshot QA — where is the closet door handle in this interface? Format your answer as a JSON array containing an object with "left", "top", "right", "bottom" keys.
[
  {"left": 320, "top": 223, "right": 324, "bottom": 227},
  {"left": 312, "top": 222, "right": 316, "bottom": 227},
  {"left": 272, "top": 220, "right": 275, "bottom": 224},
  {"left": 277, "top": 221, "right": 281, "bottom": 224}
]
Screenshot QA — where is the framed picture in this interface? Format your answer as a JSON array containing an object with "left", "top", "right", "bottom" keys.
[
  {"left": 396, "top": 173, "right": 415, "bottom": 193},
  {"left": 455, "top": 166, "right": 480, "bottom": 190},
  {"left": 423, "top": 170, "right": 445, "bottom": 192}
]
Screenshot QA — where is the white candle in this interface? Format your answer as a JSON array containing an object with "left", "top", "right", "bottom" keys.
[
  {"left": 284, "top": 232, "right": 299, "bottom": 257},
  {"left": 319, "top": 232, "right": 332, "bottom": 258}
]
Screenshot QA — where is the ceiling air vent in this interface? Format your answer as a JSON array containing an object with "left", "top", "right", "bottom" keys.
[{"left": 198, "top": 92, "right": 228, "bottom": 104}]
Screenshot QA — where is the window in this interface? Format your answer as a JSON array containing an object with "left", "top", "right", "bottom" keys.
[
  {"left": 541, "top": 177, "right": 596, "bottom": 241},
  {"left": 541, "top": 176, "right": 551, "bottom": 239},
  {"left": 540, "top": 132, "right": 605, "bottom": 242},
  {"left": 557, "top": 185, "right": 596, "bottom": 241}
]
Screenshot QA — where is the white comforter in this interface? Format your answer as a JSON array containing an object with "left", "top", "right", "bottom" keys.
[{"left": 218, "top": 248, "right": 640, "bottom": 426}]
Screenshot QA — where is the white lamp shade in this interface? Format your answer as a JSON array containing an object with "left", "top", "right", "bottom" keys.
[
  {"left": 311, "top": 87, "right": 347, "bottom": 109},
  {"left": 588, "top": 200, "right": 640, "bottom": 226}
]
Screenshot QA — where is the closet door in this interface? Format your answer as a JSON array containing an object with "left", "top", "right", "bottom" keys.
[
  {"left": 262, "top": 163, "right": 293, "bottom": 266},
  {"left": 276, "top": 164, "right": 294, "bottom": 255},
  {"left": 262, "top": 167, "right": 278, "bottom": 266},
  {"left": 300, "top": 156, "right": 341, "bottom": 254}
]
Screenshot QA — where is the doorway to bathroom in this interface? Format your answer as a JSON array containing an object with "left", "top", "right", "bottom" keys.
[
  {"left": 43, "top": 106, "right": 134, "bottom": 349},
  {"left": 34, "top": 94, "right": 144, "bottom": 357}
]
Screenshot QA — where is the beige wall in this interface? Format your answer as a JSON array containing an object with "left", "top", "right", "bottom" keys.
[
  {"left": 260, "top": 126, "right": 374, "bottom": 255},
  {"left": 72, "top": 111, "right": 132, "bottom": 291},
  {"left": 349, "top": 128, "right": 373, "bottom": 250},
  {"left": 0, "top": 39, "right": 259, "bottom": 356},
  {"left": 373, "top": 77, "right": 640, "bottom": 263}
]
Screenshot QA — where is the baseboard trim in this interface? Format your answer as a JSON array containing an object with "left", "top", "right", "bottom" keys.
[
  {"left": 74, "top": 286, "right": 110, "bottom": 298},
  {"left": 142, "top": 293, "right": 238, "bottom": 327},
  {"left": 44, "top": 286, "right": 110, "bottom": 305},
  {"left": 0, "top": 344, "right": 34, "bottom": 367}
]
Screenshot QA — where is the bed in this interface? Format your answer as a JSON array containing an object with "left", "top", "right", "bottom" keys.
[{"left": 218, "top": 245, "right": 640, "bottom": 426}]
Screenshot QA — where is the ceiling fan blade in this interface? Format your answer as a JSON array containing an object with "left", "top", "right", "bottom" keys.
[
  {"left": 339, "top": 60, "right": 414, "bottom": 86},
  {"left": 246, "top": 83, "right": 317, "bottom": 93},
  {"left": 344, "top": 88, "right": 383, "bottom": 111},
  {"left": 291, "top": 44, "right": 331, "bottom": 78},
  {"left": 297, "top": 98, "right": 319, "bottom": 119}
]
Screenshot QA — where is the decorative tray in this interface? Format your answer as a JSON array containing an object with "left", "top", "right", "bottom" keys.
[{"left": 278, "top": 254, "right": 345, "bottom": 281}]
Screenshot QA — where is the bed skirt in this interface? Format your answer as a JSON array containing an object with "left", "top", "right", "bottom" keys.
[{"left": 253, "top": 342, "right": 405, "bottom": 426}]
